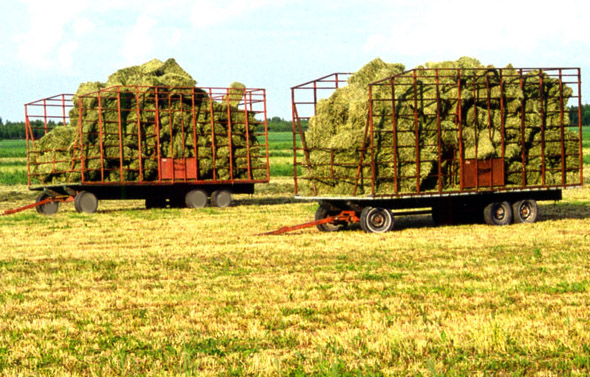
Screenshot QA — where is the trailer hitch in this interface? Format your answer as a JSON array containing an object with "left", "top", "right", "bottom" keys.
[
  {"left": 259, "top": 210, "right": 359, "bottom": 235},
  {"left": 1, "top": 194, "right": 74, "bottom": 216}
]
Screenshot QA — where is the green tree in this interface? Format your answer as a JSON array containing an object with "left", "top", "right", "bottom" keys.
[
  {"left": 569, "top": 104, "right": 590, "bottom": 126},
  {"left": 267, "top": 117, "right": 307, "bottom": 132}
]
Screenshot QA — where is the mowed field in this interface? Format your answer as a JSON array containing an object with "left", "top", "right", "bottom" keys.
[{"left": 0, "top": 131, "right": 590, "bottom": 376}]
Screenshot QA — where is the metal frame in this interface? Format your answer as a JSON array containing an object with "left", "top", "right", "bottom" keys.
[
  {"left": 291, "top": 67, "right": 583, "bottom": 200},
  {"left": 291, "top": 73, "right": 351, "bottom": 195},
  {"left": 25, "top": 85, "right": 270, "bottom": 190}
]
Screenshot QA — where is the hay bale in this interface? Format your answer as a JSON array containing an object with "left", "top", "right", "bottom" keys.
[
  {"left": 29, "top": 126, "right": 78, "bottom": 184},
  {"left": 301, "top": 57, "right": 579, "bottom": 196},
  {"left": 31, "top": 60, "right": 265, "bottom": 185},
  {"left": 300, "top": 58, "right": 405, "bottom": 195}
]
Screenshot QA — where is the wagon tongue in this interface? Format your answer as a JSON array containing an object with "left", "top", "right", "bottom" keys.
[
  {"left": 259, "top": 210, "right": 358, "bottom": 235},
  {"left": 1, "top": 194, "right": 73, "bottom": 216}
]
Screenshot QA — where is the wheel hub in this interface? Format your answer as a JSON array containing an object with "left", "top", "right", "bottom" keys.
[
  {"left": 520, "top": 205, "right": 530, "bottom": 218},
  {"left": 370, "top": 213, "right": 385, "bottom": 227},
  {"left": 495, "top": 206, "right": 505, "bottom": 220}
]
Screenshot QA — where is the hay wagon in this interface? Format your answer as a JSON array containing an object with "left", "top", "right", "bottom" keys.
[
  {"left": 22, "top": 85, "right": 270, "bottom": 215},
  {"left": 282, "top": 67, "right": 583, "bottom": 234}
]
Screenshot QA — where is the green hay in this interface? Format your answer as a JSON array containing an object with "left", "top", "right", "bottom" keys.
[
  {"left": 300, "top": 57, "right": 580, "bottom": 196},
  {"left": 31, "top": 60, "right": 265, "bottom": 185},
  {"left": 29, "top": 126, "right": 79, "bottom": 184}
]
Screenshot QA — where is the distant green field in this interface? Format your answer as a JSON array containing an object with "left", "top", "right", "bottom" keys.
[
  {"left": 0, "top": 139, "right": 26, "bottom": 158},
  {"left": 1, "top": 128, "right": 587, "bottom": 184},
  {"left": 267, "top": 132, "right": 301, "bottom": 176},
  {"left": 0, "top": 134, "right": 299, "bottom": 184},
  {"left": 0, "top": 140, "right": 27, "bottom": 185}
]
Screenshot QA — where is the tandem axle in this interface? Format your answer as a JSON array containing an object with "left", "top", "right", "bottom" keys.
[{"left": 262, "top": 188, "right": 565, "bottom": 234}]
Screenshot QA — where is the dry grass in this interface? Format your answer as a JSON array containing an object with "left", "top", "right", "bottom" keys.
[{"left": 0, "top": 175, "right": 589, "bottom": 376}]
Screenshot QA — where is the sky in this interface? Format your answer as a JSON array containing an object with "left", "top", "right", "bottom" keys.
[{"left": 0, "top": 0, "right": 589, "bottom": 122}]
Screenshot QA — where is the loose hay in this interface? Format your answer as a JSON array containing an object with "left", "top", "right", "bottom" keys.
[
  {"left": 30, "top": 59, "right": 266, "bottom": 184},
  {"left": 300, "top": 57, "right": 580, "bottom": 196}
]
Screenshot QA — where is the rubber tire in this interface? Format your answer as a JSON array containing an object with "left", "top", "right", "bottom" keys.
[
  {"left": 35, "top": 193, "right": 59, "bottom": 215},
  {"left": 211, "top": 190, "right": 232, "bottom": 208},
  {"left": 185, "top": 190, "right": 208, "bottom": 208},
  {"left": 74, "top": 191, "right": 98, "bottom": 214},
  {"left": 431, "top": 207, "right": 441, "bottom": 226},
  {"left": 315, "top": 206, "right": 346, "bottom": 232},
  {"left": 360, "top": 207, "right": 394, "bottom": 233},
  {"left": 145, "top": 197, "right": 166, "bottom": 209},
  {"left": 483, "top": 201, "right": 513, "bottom": 226},
  {"left": 512, "top": 199, "right": 538, "bottom": 224}
]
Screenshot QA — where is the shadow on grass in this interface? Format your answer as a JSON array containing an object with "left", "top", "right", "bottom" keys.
[
  {"left": 236, "top": 195, "right": 305, "bottom": 206},
  {"left": 306, "top": 201, "right": 590, "bottom": 234},
  {"left": 538, "top": 202, "right": 590, "bottom": 221}
]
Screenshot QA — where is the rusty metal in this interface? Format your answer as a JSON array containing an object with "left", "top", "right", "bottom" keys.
[
  {"left": 457, "top": 69, "right": 464, "bottom": 190},
  {"left": 25, "top": 86, "right": 270, "bottom": 188},
  {"left": 369, "top": 84, "right": 376, "bottom": 196},
  {"left": 539, "top": 70, "right": 546, "bottom": 186},
  {"left": 291, "top": 67, "right": 583, "bottom": 199},
  {"left": 260, "top": 210, "right": 359, "bottom": 235},
  {"left": 519, "top": 69, "right": 527, "bottom": 187},
  {"left": 2, "top": 195, "right": 74, "bottom": 216},
  {"left": 559, "top": 69, "right": 566, "bottom": 184},
  {"left": 291, "top": 73, "right": 351, "bottom": 196},
  {"left": 577, "top": 68, "right": 584, "bottom": 186},
  {"left": 435, "top": 69, "right": 443, "bottom": 194},
  {"left": 461, "top": 159, "right": 504, "bottom": 188},
  {"left": 353, "top": 111, "right": 371, "bottom": 196}
]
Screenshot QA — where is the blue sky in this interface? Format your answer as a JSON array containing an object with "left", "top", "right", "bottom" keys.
[{"left": 1, "top": 0, "right": 588, "bottom": 122}]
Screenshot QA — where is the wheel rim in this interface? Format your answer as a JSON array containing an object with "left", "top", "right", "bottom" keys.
[
  {"left": 518, "top": 203, "right": 532, "bottom": 220},
  {"left": 484, "top": 201, "right": 512, "bottom": 226},
  {"left": 36, "top": 193, "right": 59, "bottom": 215},
  {"left": 362, "top": 207, "right": 393, "bottom": 233},
  {"left": 315, "top": 206, "right": 345, "bottom": 232},
  {"left": 369, "top": 212, "right": 386, "bottom": 228},
  {"left": 79, "top": 192, "right": 98, "bottom": 213},
  {"left": 185, "top": 190, "right": 208, "bottom": 208},
  {"left": 212, "top": 190, "right": 231, "bottom": 208},
  {"left": 513, "top": 199, "right": 537, "bottom": 224},
  {"left": 494, "top": 205, "right": 506, "bottom": 221}
]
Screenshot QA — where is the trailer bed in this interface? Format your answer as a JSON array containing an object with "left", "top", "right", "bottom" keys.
[{"left": 287, "top": 66, "right": 583, "bottom": 233}]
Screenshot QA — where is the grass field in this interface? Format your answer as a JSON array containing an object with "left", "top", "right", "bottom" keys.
[
  {"left": 0, "top": 132, "right": 298, "bottom": 186},
  {"left": 0, "top": 130, "right": 589, "bottom": 376}
]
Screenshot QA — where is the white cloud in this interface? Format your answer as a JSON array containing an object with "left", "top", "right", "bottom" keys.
[
  {"left": 170, "top": 29, "right": 183, "bottom": 48},
  {"left": 58, "top": 41, "right": 79, "bottom": 69},
  {"left": 72, "top": 17, "right": 96, "bottom": 36},
  {"left": 15, "top": 0, "right": 91, "bottom": 72},
  {"left": 121, "top": 15, "right": 158, "bottom": 65},
  {"left": 363, "top": 0, "right": 589, "bottom": 62},
  {"left": 190, "top": 0, "right": 284, "bottom": 27}
]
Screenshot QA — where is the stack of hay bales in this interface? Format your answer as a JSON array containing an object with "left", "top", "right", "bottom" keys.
[
  {"left": 30, "top": 59, "right": 266, "bottom": 184},
  {"left": 304, "top": 58, "right": 405, "bottom": 194},
  {"left": 27, "top": 126, "right": 78, "bottom": 183},
  {"left": 302, "top": 57, "right": 580, "bottom": 196}
]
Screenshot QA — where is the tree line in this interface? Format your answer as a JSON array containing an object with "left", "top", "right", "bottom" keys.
[
  {"left": 0, "top": 118, "right": 53, "bottom": 140},
  {"left": 569, "top": 104, "right": 590, "bottom": 126},
  {"left": 0, "top": 108, "right": 586, "bottom": 140},
  {"left": 0, "top": 116, "right": 303, "bottom": 139}
]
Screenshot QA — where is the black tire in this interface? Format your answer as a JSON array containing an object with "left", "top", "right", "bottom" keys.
[
  {"left": 512, "top": 199, "right": 538, "bottom": 224},
  {"left": 360, "top": 207, "right": 394, "bottom": 233},
  {"left": 145, "top": 197, "right": 166, "bottom": 209},
  {"left": 315, "top": 206, "right": 346, "bottom": 232},
  {"left": 431, "top": 207, "right": 441, "bottom": 226},
  {"left": 211, "top": 190, "right": 232, "bottom": 208},
  {"left": 185, "top": 190, "right": 208, "bottom": 208},
  {"left": 74, "top": 191, "right": 98, "bottom": 214},
  {"left": 35, "top": 193, "right": 59, "bottom": 215},
  {"left": 483, "top": 201, "right": 512, "bottom": 226}
]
